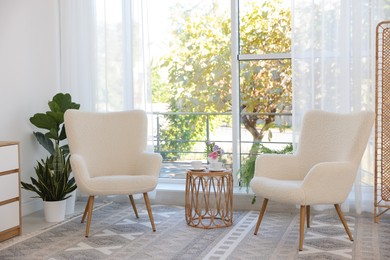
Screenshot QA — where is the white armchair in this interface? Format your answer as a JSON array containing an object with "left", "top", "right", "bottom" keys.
[
  {"left": 250, "top": 110, "right": 374, "bottom": 251},
  {"left": 64, "top": 109, "right": 162, "bottom": 237}
]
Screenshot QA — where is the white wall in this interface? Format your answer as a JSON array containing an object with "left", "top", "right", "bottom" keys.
[{"left": 0, "top": 0, "right": 60, "bottom": 215}]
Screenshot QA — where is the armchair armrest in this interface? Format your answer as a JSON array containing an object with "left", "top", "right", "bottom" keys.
[
  {"left": 134, "top": 152, "right": 163, "bottom": 177},
  {"left": 255, "top": 154, "right": 302, "bottom": 180},
  {"left": 302, "top": 161, "right": 357, "bottom": 204}
]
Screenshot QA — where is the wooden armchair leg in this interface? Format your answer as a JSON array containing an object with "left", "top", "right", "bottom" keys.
[
  {"left": 85, "top": 196, "right": 95, "bottom": 237},
  {"left": 129, "top": 195, "right": 139, "bottom": 218},
  {"left": 334, "top": 204, "right": 353, "bottom": 241},
  {"left": 81, "top": 196, "right": 92, "bottom": 223},
  {"left": 143, "top": 192, "right": 156, "bottom": 232},
  {"left": 254, "top": 198, "right": 268, "bottom": 235},
  {"left": 306, "top": 205, "right": 310, "bottom": 228},
  {"left": 299, "top": 205, "right": 305, "bottom": 251}
]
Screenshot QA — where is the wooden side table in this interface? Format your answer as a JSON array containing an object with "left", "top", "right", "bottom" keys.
[{"left": 185, "top": 169, "right": 233, "bottom": 229}]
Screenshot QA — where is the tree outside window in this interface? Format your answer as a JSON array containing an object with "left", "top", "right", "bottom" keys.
[{"left": 151, "top": 0, "right": 292, "bottom": 185}]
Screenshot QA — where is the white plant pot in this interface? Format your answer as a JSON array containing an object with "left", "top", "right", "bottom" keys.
[
  {"left": 44, "top": 200, "right": 66, "bottom": 222},
  {"left": 65, "top": 190, "right": 76, "bottom": 215}
]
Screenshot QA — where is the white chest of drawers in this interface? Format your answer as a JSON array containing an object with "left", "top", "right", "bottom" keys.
[{"left": 0, "top": 141, "right": 21, "bottom": 242}]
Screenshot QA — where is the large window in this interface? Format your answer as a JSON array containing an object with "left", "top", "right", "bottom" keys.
[
  {"left": 149, "top": 0, "right": 232, "bottom": 179},
  {"left": 148, "top": 0, "right": 292, "bottom": 182},
  {"left": 236, "top": 0, "right": 292, "bottom": 188}
]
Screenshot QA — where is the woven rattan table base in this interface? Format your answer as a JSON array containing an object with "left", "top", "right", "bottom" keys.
[{"left": 185, "top": 170, "right": 233, "bottom": 228}]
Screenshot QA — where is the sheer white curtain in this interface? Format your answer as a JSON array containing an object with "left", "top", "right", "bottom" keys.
[
  {"left": 59, "top": 0, "right": 152, "bottom": 113},
  {"left": 59, "top": 0, "right": 154, "bottom": 151},
  {"left": 291, "top": 0, "right": 389, "bottom": 213},
  {"left": 59, "top": 0, "right": 97, "bottom": 111}
]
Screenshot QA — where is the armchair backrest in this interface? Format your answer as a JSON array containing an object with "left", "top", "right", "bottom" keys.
[
  {"left": 64, "top": 109, "right": 148, "bottom": 177},
  {"left": 296, "top": 110, "right": 374, "bottom": 178}
]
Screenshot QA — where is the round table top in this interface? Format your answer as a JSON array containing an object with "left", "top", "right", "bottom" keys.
[{"left": 186, "top": 168, "right": 232, "bottom": 176}]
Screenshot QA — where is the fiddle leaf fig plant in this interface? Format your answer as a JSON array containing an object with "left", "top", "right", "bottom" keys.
[{"left": 29, "top": 93, "right": 80, "bottom": 156}]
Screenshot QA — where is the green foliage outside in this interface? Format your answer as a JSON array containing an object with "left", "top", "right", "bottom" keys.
[
  {"left": 153, "top": 0, "right": 292, "bottom": 182},
  {"left": 152, "top": 65, "right": 170, "bottom": 104},
  {"left": 238, "top": 144, "right": 293, "bottom": 194},
  {"left": 156, "top": 2, "right": 232, "bottom": 160}
]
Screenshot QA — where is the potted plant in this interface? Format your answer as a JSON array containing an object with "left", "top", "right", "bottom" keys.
[
  {"left": 22, "top": 144, "right": 76, "bottom": 222},
  {"left": 21, "top": 93, "right": 80, "bottom": 221}
]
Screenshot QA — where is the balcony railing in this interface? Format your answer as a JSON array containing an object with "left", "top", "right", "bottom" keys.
[{"left": 152, "top": 111, "right": 292, "bottom": 179}]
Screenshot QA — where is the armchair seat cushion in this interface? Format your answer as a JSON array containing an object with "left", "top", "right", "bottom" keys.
[
  {"left": 86, "top": 175, "right": 158, "bottom": 195},
  {"left": 251, "top": 177, "right": 305, "bottom": 205}
]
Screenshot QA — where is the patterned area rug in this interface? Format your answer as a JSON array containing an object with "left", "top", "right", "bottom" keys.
[{"left": 0, "top": 202, "right": 389, "bottom": 260}]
